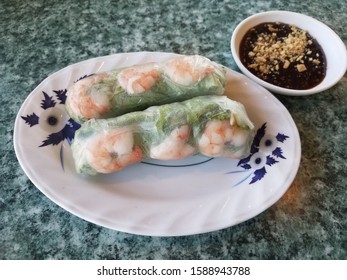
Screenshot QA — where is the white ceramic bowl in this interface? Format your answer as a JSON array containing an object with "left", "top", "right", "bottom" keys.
[{"left": 230, "top": 11, "right": 347, "bottom": 96}]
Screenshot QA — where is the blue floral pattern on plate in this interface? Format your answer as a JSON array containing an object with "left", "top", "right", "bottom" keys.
[
  {"left": 227, "top": 122, "right": 289, "bottom": 186},
  {"left": 21, "top": 89, "right": 81, "bottom": 170}
]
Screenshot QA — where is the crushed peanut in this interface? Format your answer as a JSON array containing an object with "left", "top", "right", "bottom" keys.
[
  {"left": 245, "top": 23, "right": 321, "bottom": 76},
  {"left": 240, "top": 22, "right": 326, "bottom": 89},
  {"left": 296, "top": 64, "right": 307, "bottom": 72}
]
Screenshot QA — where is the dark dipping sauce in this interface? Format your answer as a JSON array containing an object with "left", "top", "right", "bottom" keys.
[{"left": 239, "top": 22, "right": 327, "bottom": 90}]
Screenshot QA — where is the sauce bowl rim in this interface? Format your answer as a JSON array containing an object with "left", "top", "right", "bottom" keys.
[{"left": 230, "top": 10, "right": 347, "bottom": 96}]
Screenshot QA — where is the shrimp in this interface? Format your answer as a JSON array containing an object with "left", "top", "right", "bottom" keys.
[
  {"left": 85, "top": 129, "right": 143, "bottom": 174},
  {"left": 198, "top": 120, "right": 250, "bottom": 158},
  {"left": 117, "top": 63, "right": 160, "bottom": 95},
  {"left": 163, "top": 55, "right": 215, "bottom": 86},
  {"left": 150, "top": 125, "right": 196, "bottom": 160},
  {"left": 66, "top": 73, "right": 112, "bottom": 120}
]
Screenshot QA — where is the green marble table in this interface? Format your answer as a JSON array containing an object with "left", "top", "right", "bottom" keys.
[{"left": 1, "top": 0, "right": 346, "bottom": 259}]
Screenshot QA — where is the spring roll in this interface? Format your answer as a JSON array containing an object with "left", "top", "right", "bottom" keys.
[
  {"left": 71, "top": 96, "right": 254, "bottom": 175},
  {"left": 65, "top": 55, "right": 226, "bottom": 123}
]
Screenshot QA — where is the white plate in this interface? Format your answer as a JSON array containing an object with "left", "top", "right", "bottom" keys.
[{"left": 14, "top": 52, "right": 301, "bottom": 236}]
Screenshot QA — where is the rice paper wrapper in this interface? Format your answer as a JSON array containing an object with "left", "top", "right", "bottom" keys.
[
  {"left": 65, "top": 55, "right": 227, "bottom": 123},
  {"left": 71, "top": 96, "right": 255, "bottom": 175}
]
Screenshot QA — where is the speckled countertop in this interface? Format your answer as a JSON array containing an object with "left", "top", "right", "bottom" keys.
[{"left": 1, "top": 0, "right": 346, "bottom": 259}]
